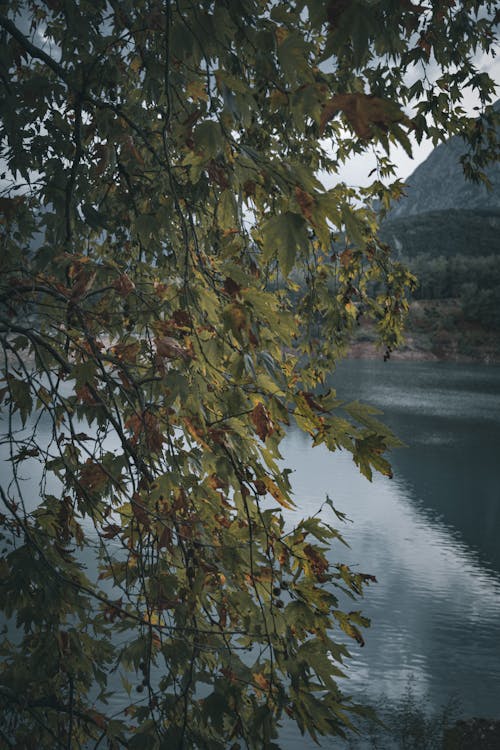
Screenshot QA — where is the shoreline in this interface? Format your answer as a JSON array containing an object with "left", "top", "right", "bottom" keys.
[{"left": 347, "top": 340, "right": 500, "bottom": 364}]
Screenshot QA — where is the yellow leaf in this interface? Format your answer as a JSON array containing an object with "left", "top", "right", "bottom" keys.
[
  {"left": 253, "top": 672, "right": 270, "bottom": 691},
  {"left": 263, "top": 476, "right": 295, "bottom": 510},
  {"left": 186, "top": 80, "right": 208, "bottom": 101}
]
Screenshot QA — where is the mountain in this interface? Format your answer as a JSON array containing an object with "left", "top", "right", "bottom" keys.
[{"left": 379, "top": 103, "right": 500, "bottom": 257}]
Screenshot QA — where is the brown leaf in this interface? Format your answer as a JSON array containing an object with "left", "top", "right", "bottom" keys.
[
  {"left": 253, "top": 672, "right": 270, "bottom": 691},
  {"left": 155, "top": 336, "right": 190, "bottom": 360},
  {"left": 301, "top": 391, "right": 326, "bottom": 413},
  {"left": 131, "top": 492, "right": 151, "bottom": 528},
  {"left": 79, "top": 460, "right": 108, "bottom": 494},
  {"left": 122, "top": 135, "right": 144, "bottom": 166},
  {"left": 243, "top": 180, "right": 257, "bottom": 197},
  {"left": 113, "top": 273, "right": 135, "bottom": 296},
  {"left": 75, "top": 385, "right": 99, "bottom": 405},
  {"left": 125, "top": 413, "right": 142, "bottom": 443},
  {"left": 171, "top": 309, "right": 192, "bottom": 328},
  {"left": 320, "top": 93, "right": 406, "bottom": 139},
  {"left": 159, "top": 525, "right": 172, "bottom": 549},
  {"left": 0, "top": 196, "right": 25, "bottom": 222},
  {"left": 303, "top": 543, "right": 329, "bottom": 580},
  {"left": 262, "top": 476, "right": 295, "bottom": 510},
  {"left": 254, "top": 479, "right": 267, "bottom": 495},
  {"left": 275, "top": 27, "right": 289, "bottom": 45},
  {"left": 143, "top": 411, "right": 164, "bottom": 452},
  {"left": 112, "top": 341, "right": 140, "bottom": 362},
  {"left": 93, "top": 143, "right": 110, "bottom": 176},
  {"left": 223, "top": 277, "right": 242, "bottom": 298},
  {"left": 294, "top": 186, "right": 316, "bottom": 224},
  {"left": 251, "top": 402, "right": 274, "bottom": 441},
  {"left": 226, "top": 304, "right": 247, "bottom": 336},
  {"left": 102, "top": 523, "right": 122, "bottom": 539},
  {"left": 70, "top": 267, "right": 97, "bottom": 301},
  {"left": 125, "top": 411, "right": 164, "bottom": 452},
  {"left": 215, "top": 513, "right": 232, "bottom": 529},
  {"left": 183, "top": 417, "right": 210, "bottom": 450},
  {"left": 207, "top": 160, "right": 229, "bottom": 188},
  {"left": 340, "top": 248, "right": 353, "bottom": 268},
  {"left": 208, "top": 428, "right": 227, "bottom": 446}
]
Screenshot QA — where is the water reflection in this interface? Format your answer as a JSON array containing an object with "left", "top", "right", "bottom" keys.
[
  {"left": 2, "top": 361, "right": 500, "bottom": 747},
  {"left": 281, "top": 361, "right": 500, "bottom": 723}
]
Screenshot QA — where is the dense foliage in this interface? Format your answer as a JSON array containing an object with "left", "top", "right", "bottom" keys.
[
  {"left": 0, "top": 1, "right": 498, "bottom": 747},
  {"left": 380, "top": 209, "right": 500, "bottom": 259},
  {"left": 406, "top": 253, "right": 500, "bottom": 327}
]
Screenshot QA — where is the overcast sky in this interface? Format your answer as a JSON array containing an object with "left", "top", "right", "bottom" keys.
[
  {"left": 326, "top": 49, "right": 500, "bottom": 190},
  {"left": 2, "top": 8, "right": 498, "bottom": 197}
]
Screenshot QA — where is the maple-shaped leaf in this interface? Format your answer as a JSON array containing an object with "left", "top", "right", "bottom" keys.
[
  {"left": 320, "top": 93, "right": 407, "bottom": 138},
  {"left": 253, "top": 672, "right": 270, "bottom": 691},
  {"left": 262, "top": 476, "right": 295, "bottom": 510},
  {"left": 111, "top": 341, "right": 140, "bottom": 363},
  {"left": 155, "top": 336, "right": 191, "bottom": 360},
  {"left": 79, "top": 460, "right": 108, "bottom": 494},
  {"left": 70, "top": 268, "right": 97, "bottom": 301},
  {"left": 251, "top": 402, "right": 274, "bottom": 441},
  {"left": 326, "top": 0, "right": 350, "bottom": 29},
  {"left": 294, "top": 186, "right": 316, "bottom": 224},
  {"left": 113, "top": 273, "right": 135, "bottom": 297}
]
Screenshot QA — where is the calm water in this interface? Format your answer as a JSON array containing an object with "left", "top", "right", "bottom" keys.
[
  {"left": 2, "top": 360, "right": 500, "bottom": 746},
  {"left": 280, "top": 359, "right": 500, "bottom": 747}
]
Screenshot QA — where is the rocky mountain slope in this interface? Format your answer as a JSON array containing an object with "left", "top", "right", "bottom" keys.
[{"left": 379, "top": 104, "right": 500, "bottom": 257}]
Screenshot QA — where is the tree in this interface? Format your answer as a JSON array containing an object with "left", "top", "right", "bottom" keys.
[{"left": 0, "top": 1, "right": 498, "bottom": 747}]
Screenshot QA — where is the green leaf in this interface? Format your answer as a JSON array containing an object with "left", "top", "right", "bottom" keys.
[
  {"left": 260, "top": 212, "right": 308, "bottom": 276},
  {"left": 193, "top": 121, "right": 223, "bottom": 159},
  {"left": 217, "top": 189, "right": 238, "bottom": 229},
  {"left": 7, "top": 377, "right": 32, "bottom": 426},
  {"left": 277, "top": 32, "right": 313, "bottom": 85}
]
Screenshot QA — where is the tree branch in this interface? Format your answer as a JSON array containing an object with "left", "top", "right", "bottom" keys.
[{"left": 0, "top": 15, "right": 70, "bottom": 84}]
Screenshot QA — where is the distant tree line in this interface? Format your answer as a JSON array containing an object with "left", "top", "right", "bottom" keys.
[{"left": 404, "top": 253, "right": 500, "bottom": 328}]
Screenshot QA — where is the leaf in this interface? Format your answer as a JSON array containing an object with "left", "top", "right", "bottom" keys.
[
  {"left": 131, "top": 493, "right": 151, "bottom": 528},
  {"left": 223, "top": 303, "right": 248, "bottom": 338},
  {"left": 341, "top": 205, "right": 365, "bottom": 248},
  {"left": 155, "top": 336, "right": 191, "bottom": 360},
  {"left": 193, "top": 120, "right": 223, "bottom": 159},
  {"left": 7, "top": 377, "right": 32, "bottom": 426},
  {"left": 217, "top": 189, "right": 238, "bottom": 229},
  {"left": 186, "top": 79, "right": 208, "bottom": 101},
  {"left": 320, "top": 93, "right": 407, "bottom": 139},
  {"left": 82, "top": 204, "right": 109, "bottom": 229},
  {"left": 79, "top": 460, "right": 108, "bottom": 494},
  {"left": 251, "top": 402, "right": 274, "bottom": 441},
  {"left": 253, "top": 672, "right": 270, "bottom": 691},
  {"left": 277, "top": 31, "right": 313, "bottom": 85},
  {"left": 113, "top": 273, "right": 135, "bottom": 296},
  {"left": 262, "top": 476, "right": 295, "bottom": 510},
  {"left": 112, "top": 341, "right": 141, "bottom": 363},
  {"left": 260, "top": 212, "right": 308, "bottom": 276},
  {"left": 70, "top": 267, "right": 97, "bottom": 301},
  {"left": 294, "top": 186, "right": 316, "bottom": 224},
  {"left": 0, "top": 196, "right": 25, "bottom": 222},
  {"left": 353, "top": 434, "right": 393, "bottom": 481}
]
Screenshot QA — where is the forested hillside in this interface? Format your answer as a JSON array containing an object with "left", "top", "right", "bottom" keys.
[
  {"left": 352, "top": 104, "right": 500, "bottom": 361},
  {"left": 380, "top": 99, "right": 500, "bottom": 258}
]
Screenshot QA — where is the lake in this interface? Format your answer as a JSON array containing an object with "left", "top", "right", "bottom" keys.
[
  {"left": 279, "top": 359, "right": 500, "bottom": 747},
  {"left": 2, "top": 359, "right": 499, "bottom": 746}
]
